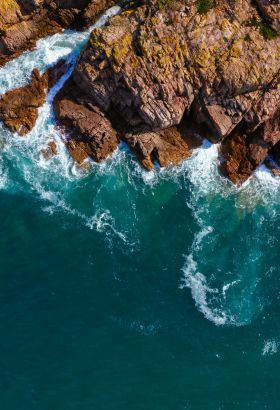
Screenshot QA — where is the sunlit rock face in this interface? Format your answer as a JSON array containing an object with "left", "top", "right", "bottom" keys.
[
  {"left": 54, "top": 0, "right": 279, "bottom": 182},
  {"left": 0, "top": 0, "right": 279, "bottom": 184},
  {"left": 0, "top": 0, "right": 117, "bottom": 65}
]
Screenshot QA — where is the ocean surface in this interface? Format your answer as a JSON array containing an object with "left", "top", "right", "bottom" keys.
[{"left": 0, "top": 7, "right": 280, "bottom": 409}]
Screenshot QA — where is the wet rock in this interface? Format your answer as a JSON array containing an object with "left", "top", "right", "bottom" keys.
[
  {"left": 0, "top": 60, "right": 68, "bottom": 135},
  {"left": 77, "top": 0, "right": 119, "bottom": 29},
  {"left": 264, "top": 158, "right": 280, "bottom": 177},
  {"left": 271, "top": 168, "right": 280, "bottom": 177},
  {"left": 2, "top": 0, "right": 267, "bottom": 180},
  {"left": 125, "top": 127, "right": 191, "bottom": 171},
  {"left": 220, "top": 108, "right": 280, "bottom": 185},
  {"left": 41, "top": 140, "right": 58, "bottom": 159},
  {"left": 220, "top": 76, "right": 280, "bottom": 184},
  {"left": 270, "top": 137, "right": 280, "bottom": 168},
  {"left": 54, "top": 80, "right": 118, "bottom": 164},
  {"left": 0, "top": 0, "right": 118, "bottom": 66},
  {"left": 55, "top": 0, "right": 278, "bottom": 180}
]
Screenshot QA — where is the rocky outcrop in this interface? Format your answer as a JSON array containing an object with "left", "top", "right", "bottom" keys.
[
  {"left": 220, "top": 111, "right": 280, "bottom": 185},
  {"left": 0, "top": 0, "right": 117, "bottom": 66},
  {"left": 73, "top": 0, "right": 278, "bottom": 133},
  {"left": 0, "top": 0, "right": 279, "bottom": 183},
  {"left": 125, "top": 128, "right": 191, "bottom": 171},
  {"left": 41, "top": 140, "right": 58, "bottom": 159},
  {"left": 0, "top": 60, "right": 68, "bottom": 135},
  {"left": 54, "top": 78, "right": 118, "bottom": 163},
  {"left": 53, "top": 0, "right": 279, "bottom": 180},
  {"left": 220, "top": 73, "right": 280, "bottom": 184}
]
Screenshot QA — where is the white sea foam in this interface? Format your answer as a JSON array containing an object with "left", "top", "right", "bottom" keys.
[
  {"left": 180, "top": 254, "right": 229, "bottom": 326},
  {"left": 222, "top": 280, "right": 241, "bottom": 298},
  {"left": 0, "top": 4, "right": 279, "bottom": 204},
  {"left": 147, "top": 138, "right": 280, "bottom": 211},
  {"left": 177, "top": 140, "right": 280, "bottom": 326},
  {"left": 0, "top": 5, "right": 121, "bottom": 94},
  {"left": 262, "top": 339, "right": 279, "bottom": 356},
  {"left": 0, "top": 5, "right": 136, "bottom": 248},
  {"left": 179, "top": 210, "right": 248, "bottom": 327},
  {"left": 0, "top": 0, "right": 280, "bottom": 284}
]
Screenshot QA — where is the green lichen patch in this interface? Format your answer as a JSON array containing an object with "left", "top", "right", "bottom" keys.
[
  {"left": 260, "top": 25, "right": 278, "bottom": 40},
  {"left": 245, "top": 18, "right": 278, "bottom": 40},
  {"left": 157, "top": 0, "right": 171, "bottom": 11},
  {"left": 196, "top": 0, "right": 214, "bottom": 14}
]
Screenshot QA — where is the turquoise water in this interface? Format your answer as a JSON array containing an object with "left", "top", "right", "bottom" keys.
[{"left": 0, "top": 8, "right": 280, "bottom": 409}]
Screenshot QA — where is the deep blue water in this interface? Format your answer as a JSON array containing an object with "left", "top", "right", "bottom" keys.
[{"left": 0, "top": 7, "right": 280, "bottom": 409}]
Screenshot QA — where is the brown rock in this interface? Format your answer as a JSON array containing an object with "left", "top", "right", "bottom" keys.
[
  {"left": 255, "top": 0, "right": 280, "bottom": 31},
  {"left": 53, "top": 0, "right": 278, "bottom": 180},
  {"left": 125, "top": 127, "right": 191, "bottom": 170},
  {"left": 272, "top": 168, "right": 280, "bottom": 177},
  {"left": 54, "top": 81, "right": 118, "bottom": 164},
  {"left": 2, "top": 0, "right": 277, "bottom": 182},
  {"left": 0, "top": 0, "right": 118, "bottom": 67},
  {"left": 41, "top": 140, "right": 58, "bottom": 159},
  {"left": 220, "top": 75, "right": 280, "bottom": 184},
  {"left": 73, "top": 0, "right": 279, "bottom": 135},
  {"left": 264, "top": 158, "right": 280, "bottom": 177},
  {"left": 0, "top": 60, "right": 68, "bottom": 135},
  {"left": 220, "top": 109, "right": 280, "bottom": 185},
  {"left": 78, "top": 0, "right": 119, "bottom": 29},
  {"left": 0, "top": 68, "right": 47, "bottom": 135},
  {"left": 42, "top": 59, "right": 69, "bottom": 89}
]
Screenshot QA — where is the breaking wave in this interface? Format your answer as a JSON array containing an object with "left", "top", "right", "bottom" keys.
[
  {"left": 0, "top": 4, "right": 280, "bottom": 328},
  {"left": 178, "top": 142, "right": 280, "bottom": 326}
]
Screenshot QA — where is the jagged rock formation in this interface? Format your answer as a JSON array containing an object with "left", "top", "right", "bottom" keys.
[
  {"left": 0, "top": 0, "right": 117, "bottom": 66},
  {"left": 0, "top": 60, "right": 68, "bottom": 135},
  {"left": 54, "top": 78, "right": 118, "bottom": 163},
  {"left": 41, "top": 140, "right": 58, "bottom": 159},
  {"left": 0, "top": 0, "right": 279, "bottom": 184},
  {"left": 53, "top": 0, "right": 279, "bottom": 182},
  {"left": 125, "top": 128, "right": 191, "bottom": 170},
  {"left": 220, "top": 73, "right": 280, "bottom": 184}
]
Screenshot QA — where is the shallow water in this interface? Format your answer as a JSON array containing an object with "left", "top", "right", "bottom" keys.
[{"left": 0, "top": 7, "right": 280, "bottom": 409}]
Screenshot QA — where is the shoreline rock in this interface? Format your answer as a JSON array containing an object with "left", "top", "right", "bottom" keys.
[
  {"left": 54, "top": 0, "right": 278, "bottom": 183},
  {"left": 0, "top": 0, "right": 118, "bottom": 67},
  {"left": 41, "top": 140, "right": 58, "bottom": 159},
  {"left": 0, "top": 60, "right": 69, "bottom": 135},
  {"left": 54, "top": 78, "right": 118, "bottom": 164},
  {"left": 0, "top": 0, "right": 279, "bottom": 185}
]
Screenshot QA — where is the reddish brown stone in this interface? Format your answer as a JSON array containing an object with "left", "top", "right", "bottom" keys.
[
  {"left": 272, "top": 168, "right": 280, "bottom": 177},
  {"left": 54, "top": 81, "right": 118, "bottom": 164},
  {"left": 41, "top": 140, "right": 58, "bottom": 159},
  {"left": 220, "top": 109, "right": 280, "bottom": 185},
  {"left": 0, "top": 60, "right": 68, "bottom": 135},
  {"left": 0, "top": 0, "right": 118, "bottom": 67},
  {"left": 125, "top": 127, "right": 191, "bottom": 170}
]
